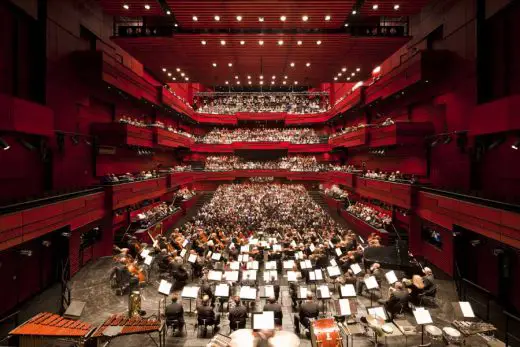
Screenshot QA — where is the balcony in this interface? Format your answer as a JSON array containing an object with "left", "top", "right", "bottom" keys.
[
  {"left": 327, "top": 172, "right": 357, "bottom": 189},
  {"left": 329, "top": 128, "right": 369, "bottom": 148},
  {"left": 153, "top": 128, "right": 194, "bottom": 149},
  {"left": 369, "top": 122, "right": 433, "bottom": 148},
  {"left": 168, "top": 172, "right": 196, "bottom": 188},
  {"left": 356, "top": 177, "right": 414, "bottom": 209},
  {"left": 333, "top": 87, "right": 366, "bottom": 115},
  {"left": 470, "top": 94, "right": 520, "bottom": 136},
  {"left": 0, "top": 93, "right": 54, "bottom": 137},
  {"left": 91, "top": 123, "right": 154, "bottom": 148},
  {"left": 106, "top": 177, "right": 167, "bottom": 210},
  {"left": 191, "top": 142, "right": 330, "bottom": 153},
  {"left": 339, "top": 209, "right": 389, "bottom": 244}
]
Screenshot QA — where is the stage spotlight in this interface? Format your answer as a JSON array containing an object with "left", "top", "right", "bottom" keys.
[{"left": 512, "top": 140, "right": 520, "bottom": 150}]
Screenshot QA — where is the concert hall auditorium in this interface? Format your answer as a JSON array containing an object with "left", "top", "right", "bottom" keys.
[{"left": 1, "top": 0, "right": 520, "bottom": 346}]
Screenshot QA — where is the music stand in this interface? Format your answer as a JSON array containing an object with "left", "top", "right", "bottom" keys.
[
  {"left": 317, "top": 285, "right": 331, "bottom": 313},
  {"left": 229, "top": 261, "right": 240, "bottom": 270},
  {"left": 180, "top": 248, "right": 187, "bottom": 258},
  {"left": 242, "top": 270, "right": 257, "bottom": 282},
  {"left": 215, "top": 284, "right": 230, "bottom": 313},
  {"left": 188, "top": 253, "right": 197, "bottom": 264},
  {"left": 265, "top": 261, "right": 277, "bottom": 270},
  {"left": 350, "top": 263, "right": 362, "bottom": 275},
  {"left": 252, "top": 311, "right": 275, "bottom": 331},
  {"left": 364, "top": 276, "right": 379, "bottom": 307},
  {"left": 223, "top": 271, "right": 239, "bottom": 283},
  {"left": 413, "top": 308, "right": 433, "bottom": 345},
  {"left": 385, "top": 271, "right": 398, "bottom": 285},
  {"left": 211, "top": 253, "right": 222, "bottom": 261},
  {"left": 208, "top": 270, "right": 223, "bottom": 282},
  {"left": 181, "top": 286, "right": 200, "bottom": 314},
  {"left": 287, "top": 271, "right": 300, "bottom": 282},
  {"left": 158, "top": 279, "right": 172, "bottom": 314},
  {"left": 283, "top": 260, "right": 295, "bottom": 270},
  {"left": 340, "top": 284, "right": 357, "bottom": 298},
  {"left": 263, "top": 270, "right": 278, "bottom": 283}
]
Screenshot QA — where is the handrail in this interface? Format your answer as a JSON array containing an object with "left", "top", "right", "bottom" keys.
[
  {"left": 504, "top": 310, "right": 520, "bottom": 347},
  {"left": 0, "top": 186, "right": 104, "bottom": 215},
  {"left": 461, "top": 278, "right": 492, "bottom": 321},
  {"left": 0, "top": 310, "right": 19, "bottom": 324}
]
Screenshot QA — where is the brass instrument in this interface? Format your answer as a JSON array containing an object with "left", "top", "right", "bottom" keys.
[{"left": 128, "top": 290, "right": 142, "bottom": 318}]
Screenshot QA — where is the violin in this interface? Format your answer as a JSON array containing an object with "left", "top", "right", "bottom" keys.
[
  {"left": 127, "top": 261, "right": 146, "bottom": 283},
  {"left": 199, "top": 230, "right": 209, "bottom": 243}
]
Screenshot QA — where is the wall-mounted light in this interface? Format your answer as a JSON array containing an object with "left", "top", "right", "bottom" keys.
[{"left": 0, "top": 137, "right": 10, "bottom": 150}]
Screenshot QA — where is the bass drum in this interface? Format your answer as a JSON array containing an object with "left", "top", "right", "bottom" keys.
[{"left": 310, "top": 318, "right": 342, "bottom": 347}]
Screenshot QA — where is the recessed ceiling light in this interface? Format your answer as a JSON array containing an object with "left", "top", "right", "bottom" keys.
[
  {"left": 283, "top": 81, "right": 287, "bottom": 85},
  {"left": 334, "top": 77, "right": 338, "bottom": 81},
  {"left": 144, "top": 4, "right": 150, "bottom": 10},
  {"left": 342, "top": 67, "right": 347, "bottom": 72},
  {"left": 259, "top": 40, "right": 264, "bottom": 45},
  {"left": 220, "top": 40, "right": 226, "bottom": 45},
  {"left": 290, "top": 62, "right": 295, "bottom": 67},
  {"left": 302, "top": 15, "right": 309, "bottom": 21},
  {"left": 306, "top": 62, "right": 311, "bottom": 67},
  {"left": 225, "top": 81, "right": 229, "bottom": 84},
  {"left": 228, "top": 63, "right": 233, "bottom": 67},
  {"left": 372, "top": 4, "right": 379, "bottom": 10},
  {"left": 271, "top": 81, "right": 275, "bottom": 85},
  {"left": 260, "top": 81, "right": 264, "bottom": 85},
  {"left": 235, "top": 75, "right": 239, "bottom": 79},
  {"left": 352, "top": 10, "right": 357, "bottom": 15},
  {"left": 201, "top": 40, "right": 207, "bottom": 45},
  {"left": 280, "top": 15, "right": 286, "bottom": 21},
  {"left": 172, "top": 77, "right": 176, "bottom": 80},
  {"left": 212, "top": 63, "right": 217, "bottom": 67},
  {"left": 278, "top": 40, "right": 284, "bottom": 45},
  {"left": 338, "top": 73, "right": 342, "bottom": 77},
  {"left": 162, "top": 68, "right": 167, "bottom": 72},
  {"left": 181, "top": 72, "right": 185, "bottom": 76},
  {"left": 325, "top": 15, "right": 331, "bottom": 21},
  {"left": 174, "top": 23, "right": 178, "bottom": 27},
  {"left": 185, "top": 77, "right": 189, "bottom": 81},
  {"left": 351, "top": 72, "right": 355, "bottom": 76},
  {"left": 272, "top": 75, "right": 276, "bottom": 79},
  {"left": 168, "top": 72, "right": 172, "bottom": 76},
  {"left": 284, "top": 75, "right": 288, "bottom": 79},
  {"left": 240, "top": 40, "right": 245, "bottom": 45},
  {"left": 258, "top": 17, "right": 264, "bottom": 22},
  {"left": 214, "top": 15, "right": 220, "bottom": 21},
  {"left": 297, "top": 40, "right": 303, "bottom": 45},
  {"left": 192, "top": 16, "right": 198, "bottom": 21},
  {"left": 347, "top": 77, "right": 351, "bottom": 81},
  {"left": 394, "top": 4, "right": 400, "bottom": 10},
  {"left": 344, "top": 23, "right": 349, "bottom": 27},
  {"left": 236, "top": 81, "right": 240, "bottom": 85},
  {"left": 176, "top": 68, "right": 181, "bottom": 72},
  {"left": 294, "top": 81, "right": 298, "bottom": 85},
  {"left": 259, "top": 75, "right": 264, "bottom": 79},
  {"left": 248, "top": 81, "right": 252, "bottom": 85},
  {"left": 236, "top": 15, "right": 242, "bottom": 21},
  {"left": 316, "top": 40, "right": 322, "bottom": 45},
  {"left": 356, "top": 67, "right": 361, "bottom": 72},
  {"left": 166, "top": 10, "right": 171, "bottom": 15},
  {"left": 123, "top": 4, "right": 129, "bottom": 10},
  {"left": 373, "top": 66, "right": 381, "bottom": 74},
  {"left": 247, "top": 75, "right": 251, "bottom": 79}
]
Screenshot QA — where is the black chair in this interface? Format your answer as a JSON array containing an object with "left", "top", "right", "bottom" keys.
[
  {"left": 197, "top": 318, "right": 215, "bottom": 337},
  {"left": 229, "top": 319, "right": 246, "bottom": 333},
  {"left": 166, "top": 319, "right": 186, "bottom": 336}
]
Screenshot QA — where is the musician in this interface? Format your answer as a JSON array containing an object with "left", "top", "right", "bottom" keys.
[
  {"left": 197, "top": 295, "right": 220, "bottom": 330},
  {"left": 422, "top": 267, "right": 435, "bottom": 291},
  {"left": 382, "top": 282, "right": 409, "bottom": 319},
  {"left": 263, "top": 296, "right": 283, "bottom": 325},
  {"left": 294, "top": 292, "right": 319, "bottom": 336},
  {"left": 171, "top": 257, "right": 189, "bottom": 290},
  {"left": 228, "top": 296, "right": 247, "bottom": 331},
  {"left": 405, "top": 275, "right": 425, "bottom": 305},
  {"left": 356, "top": 262, "right": 384, "bottom": 295},
  {"left": 271, "top": 277, "right": 280, "bottom": 302},
  {"left": 165, "top": 294, "right": 185, "bottom": 333},
  {"left": 200, "top": 280, "right": 216, "bottom": 306},
  {"left": 109, "top": 261, "right": 131, "bottom": 295}
]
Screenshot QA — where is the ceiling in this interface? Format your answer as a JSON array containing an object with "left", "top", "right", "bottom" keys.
[{"left": 102, "top": 0, "right": 432, "bottom": 87}]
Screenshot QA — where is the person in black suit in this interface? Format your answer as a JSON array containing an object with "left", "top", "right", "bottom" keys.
[
  {"left": 197, "top": 295, "right": 220, "bottom": 330},
  {"left": 294, "top": 293, "right": 319, "bottom": 335},
  {"left": 228, "top": 296, "right": 247, "bottom": 331},
  {"left": 383, "top": 282, "right": 409, "bottom": 319},
  {"left": 165, "top": 294, "right": 185, "bottom": 334},
  {"left": 269, "top": 277, "right": 281, "bottom": 302},
  {"left": 200, "top": 280, "right": 215, "bottom": 306},
  {"left": 263, "top": 297, "right": 283, "bottom": 325}
]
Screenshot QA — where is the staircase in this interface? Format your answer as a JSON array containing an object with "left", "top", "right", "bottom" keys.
[
  {"left": 308, "top": 191, "right": 352, "bottom": 228},
  {"left": 172, "top": 192, "right": 214, "bottom": 229}
]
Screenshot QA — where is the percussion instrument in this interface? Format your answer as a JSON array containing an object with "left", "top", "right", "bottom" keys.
[
  {"left": 310, "top": 318, "right": 342, "bottom": 347},
  {"left": 452, "top": 320, "right": 497, "bottom": 336},
  {"left": 381, "top": 324, "right": 394, "bottom": 334},
  {"left": 208, "top": 333, "right": 232, "bottom": 347},
  {"left": 425, "top": 325, "right": 442, "bottom": 341},
  {"left": 442, "top": 326, "right": 462, "bottom": 344}
]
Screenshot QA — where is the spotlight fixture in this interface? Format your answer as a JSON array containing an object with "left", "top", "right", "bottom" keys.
[
  {"left": 394, "top": 4, "right": 400, "bottom": 10},
  {"left": 214, "top": 15, "right": 220, "bottom": 21},
  {"left": 290, "top": 62, "right": 295, "bottom": 67},
  {"left": 185, "top": 77, "right": 189, "bottom": 81},
  {"left": 212, "top": 63, "right": 217, "bottom": 67},
  {"left": 338, "top": 73, "right": 342, "bottom": 77},
  {"left": 174, "top": 23, "right": 178, "bottom": 27},
  {"left": 373, "top": 66, "right": 381, "bottom": 74},
  {"left": 347, "top": 77, "right": 351, "bottom": 81},
  {"left": 372, "top": 4, "right": 379, "bottom": 10},
  {"left": 352, "top": 10, "right": 357, "bottom": 14},
  {"left": 297, "top": 40, "right": 303, "bottom": 45},
  {"left": 235, "top": 75, "right": 239, "bottom": 79},
  {"left": 325, "top": 15, "right": 331, "bottom": 21},
  {"left": 225, "top": 81, "right": 229, "bottom": 84},
  {"left": 283, "top": 81, "right": 287, "bottom": 85},
  {"left": 306, "top": 62, "right": 311, "bottom": 67},
  {"left": 260, "top": 81, "right": 264, "bottom": 85},
  {"left": 356, "top": 67, "right": 361, "bottom": 72},
  {"left": 334, "top": 77, "right": 338, "bottom": 81},
  {"left": 168, "top": 72, "right": 172, "bottom": 77},
  {"left": 248, "top": 81, "right": 252, "bottom": 85},
  {"left": 342, "top": 67, "right": 347, "bottom": 72},
  {"left": 240, "top": 40, "right": 245, "bottom": 45},
  {"left": 236, "top": 81, "right": 241, "bottom": 85},
  {"left": 259, "top": 40, "right": 264, "bottom": 45},
  {"left": 272, "top": 75, "right": 276, "bottom": 79},
  {"left": 220, "top": 40, "right": 226, "bottom": 45},
  {"left": 176, "top": 68, "right": 181, "bottom": 72},
  {"left": 236, "top": 15, "right": 242, "bottom": 21},
  {"left": 258, "top": 17, "right": 264, "bottom": 22},
  {"left": 271, "top": 81, "right": 275, "bottom": 85},
  {"left": 172, "top": 77, "right": 176, "bottom": 81},
  {"left": 181, "top": 72, "right": 185, "bottom": 76},
  {"left": 247, "top": 75, "right": 251, "bottom": 79},
  {"left": 302, "top": 15, "right": 309, "bottom": 21},
  {"left": 144, "top": 4, "right": 150, "bottom": 10},
  {"left": 228, "top": 62, "right": 233, "bottom": 67},
  {"left": 259, "top": 75, "right": 264, "bottom": 79},
  {"left": 201, "top": 40, "right": 207, "bottom": 45},
  {"left": 192, "top": 16, "right": 198, "bottom": 21},
  {"left": 162, "top": 68, "right": 167, "bottom": 72},
  {"left": 294, "top": 81, "right": 298, "bottom": 85},
  {"left": 123, "top": 4, "right": 129, "bottom": 10},
  {"left": 166, "top": 10, "right": 171, "bottom": 15},
  {"left": 351, "top": 72, "right": 355, "bottom": 76},
  {"left": 512, "top": 140, "right": 520, "bottom": 150},
  {"left": 280, "top": 15, "right": 286, "bottom": 21},
  {"left": 316, "top": 40, "right": 322, "bottom": 45},
  {"left": 278, "top": 40, "right": 284, "bottom": 45},
  {"left": 344, "top": 23, "right": 349, "bottom": 27},
  {"left": 284, "top": 75, "right": 288, "bottom": 79}
]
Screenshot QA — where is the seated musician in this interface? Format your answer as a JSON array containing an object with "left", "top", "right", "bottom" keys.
[
  {"left": 264, "top": 296, "right": 283, "bottom": 325},
  {"left": 404, "top": 275, "right": 425, "bottom": 305},
  {"left": 201, "top": 280, "right": 216, "bottom": 306},
  {"left": 294, "top": 292, "right": 319, "bottom": 335},
  {"left": 271, "top": 277, "right": 280, "bottom": 302},
  {"left": 171, "top": 257, "right": 189, "bottom": 290},
  {"left": 422, "top": 267, "right": 436, "bottom": 295},
  {"left": 382, "top": 282, "right": 409, "bottom": 319},
  {"left": 228, "top": 296, "right": 247, "bottom": 331},
  {"left": 356, "top": 263, "right": 384, "bottom": 295},
  {"left": 165, "top": 294, "right": 185, "bottom": 333},
  {"left": 109, "top": 261, "right": 131, "bottom": 295},
  {"left": 197, "top": 295, "right": 220, "bottom": 330}
]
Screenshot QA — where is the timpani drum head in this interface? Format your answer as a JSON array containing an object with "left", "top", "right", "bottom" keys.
[
  {"left": 382, "top": 324, "right": 394, "bottom": 334},
  {"left": 425, "top": 325, "right": 442, "bottom": 337},
  {"left": 443, "top": 327, "right": 461, "bottom": 338}
]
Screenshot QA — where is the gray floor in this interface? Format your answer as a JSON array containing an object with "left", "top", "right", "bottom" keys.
[{"left": 5, "top": 256, "right": 501, "bottom": 347}]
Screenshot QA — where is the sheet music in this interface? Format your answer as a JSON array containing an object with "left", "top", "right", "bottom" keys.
[
  {"left": 305, "top": 260, "right": 313, "bottom": 269},
  {"left": 319, "top": 285, "right": 330, "bottom": 298},
  {"left": 253, "top": 311, "right": 275, "bottom": 330},
  {"left": 368, "top": 306, "right": 387, "bottom": 321},
  {"left": 240, "top": 286, "right": 257, "bottom": 300},
  {"left": 208, "top": 270, "right": 223, "bottom": 281},
  {"left": 330, "top": 259, "right": 337, "bottom": 266},
  {"left": 309, "top": 272, "right": 316, "bottom": 281},
  {"left": 459, "top": 301, "right": 475, "bottom": 318},
  {"left": 300, "top": 261, "right": 309, "bottom": 269},
  {"left": 207, "top": 251, "right": 212, "bottom": 258},
  {"left": 327, "top": 266, "right": 341, "bottom": 277},
  {"left": 144, "top": 255, "right": 153, "bottom": 265},
  {"left": 309, "top": 244, "right": 316, "bottom": 252},
  {"left": 249, "top": 238, "right": 258, "bottom": 245},
  {"left": 229, "top": 242, "right": 235, "bottom": 249},
  {"left": 339, "top": 299, "right": 351, "bottom": 316},
  {"left": 413, "top": 308, "right": 433, "bottom": 324},
  {"left": 340, "top": 284, "right": 357, "bottom": 297},
  {"left": 297, "top": 251, "right": 304, "bottom": 259},
  {"left": 181, "top": 286, "right": 199, "bottom": 299},
  {"left": 247, "top": 261, "right": 259, "bottom": 270},
  {"left": 242, "top": 270, "right": 257, "bottom": 281},
  {"left": 287, "top": 271, "right": 299, "bottom": 282},
  {"left": 211, "top": 253, "right": 222, "bottom": 261},
  {"left": 182, "top": 239, "right": 189, "bottom": 247},
  {"left": 140, "top": 249, "right": 150, "bottom": 258},
  {"left": 265, "top": 285, "right": 275, "bottom": 298},
  {"left": 230, "top": 261, "right": 240, "bottom": 270},
  {"left": 314, "top": 269, "right": 323, "bottom": 280},
  {"left": 224, "top": 271, "right": 239, "bottom": 282},
  {"left": 238, "top": 254, "right": 249, "bottom": 262},
  {"left": 240, "top": 245, "right": 249, "bottom": 253},
  {"left": 263, "top": 271, "right": 278, "bottom": 282},
  {"left": 188, "top": 254, "right": 197, "bottom": 263},
  {"left": 269, "top": 237, "right": 277, "bottom": 243},
  {"left": 335, "top": 248, "right": 342, "bottom": 256},
  {"left": 283, "top": 260, "right": 295, "bottom": 269},
  {"left": 364, "top": 276, "right": 379, "bottom": 289},
  {"left": 180, "top": 249, "right": 187, "bottom": 257},
  {"left": 273, "top": 244, "right": 282, "bottom": 252},
  {"left": 350, "top": 263, "right": 362, "bottom": 275},
  {"left": 215, "top": 284, "right": 229, "bottom": 297},
  {"left": 158, "top": 280, "right": 172, "bottom": 295},
  {"left": 265, "top": 261, "right": 277, "bottom": 270},
  {"left": 290, "top": 240, "right": 297, "bottom": 248},
  {"left": 385, "top": 270, "right": 398, "bottom": 284},
  {"left": 328, "top": 241, "right": 334, "bottom": 248}
]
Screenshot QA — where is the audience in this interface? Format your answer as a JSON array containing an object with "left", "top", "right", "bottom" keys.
[
  {"left": 204, "top": 156, "right": 327, "bottom": 172},
  {"left": 347, "top": 202, "right": 392, "bottom": 229},
  {"left": 198, "top": 128, "right": 322, "bottom": 144},
  {"left": 193, "top": 93, "right": 330, "bottom": 114},
  {"left": 323, "top": 185, "right": 349, "bottom": 201},
  {"left": 119, "top": 116, "right": 193, "bottom": 138},
  {"left": 174, "top": 187, "right": 196, "bottom": 201}
]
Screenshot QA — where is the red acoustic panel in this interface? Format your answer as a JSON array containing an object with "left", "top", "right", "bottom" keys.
[
  {"left": 323, "top": 194, "right": 343, "bottom": 212},
  {"left": 180, "top": 194, "right": 201, "bottom": 215},
  {"left": 327, "top": 172, "right": 356, "bottom": 188},
  {"left": 339, "top": 209, "right": 389, "bottom": 244},
  {"left": 154, "top": 128, "right": 195, "bottom": 148},
  {"left": 107, "top": 177, "right": 168, "bottom": 210},
  {"left": 334, "top": 86, "right": 365, "bottom": 114},
  {"left": 168, "top": 172, "right": 196, "bottom": 188},
  {"left": 329, "top": 128, "right": 369, "bottom": 148},
  {"left": 356, "top": 177, "right": 414, "bottom": 209},
  {"left": 470, "top": 94, "right": 520, "bottom": 135},
  {"left": 416, "top": 192, "right": 520, "bottom": 249},
  {"left": 92, "top": 123, "right": 154, "bottom": 148},
  {"left": 0, "top": 93, "right": 54, "bottom": 137},
  {"left": 369, "top": 121, "right": 433, "bottom": 148},
  {"left": 0, "top": 192, "right": 105, "bottom": 251}
]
